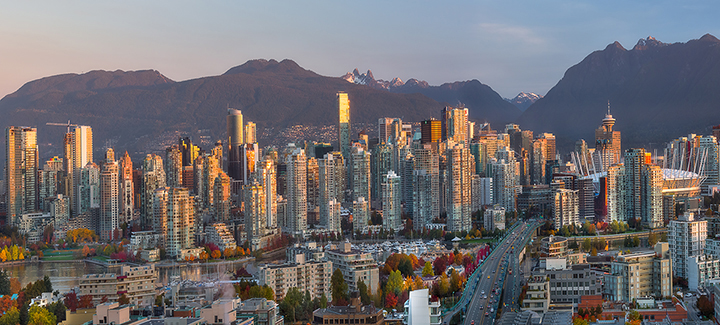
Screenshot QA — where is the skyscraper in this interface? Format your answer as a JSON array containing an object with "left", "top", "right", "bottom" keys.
[
  {"left": 227, "top": 108, "right": 244, "bottom": 180},
  {"left": 606, "top": 149, "right": 663, "bottom": 229},
  {"left": 338, "top": 92, "right": 351, "bottom": 160},
  {"left": 213, "top": 171, "right": 231, "bottom": 221},
  {"left": 285, "top": 148, "right": 307, "bottom": 236},
  {"left": 120, "top": 151, "right": 134, "bottom": 223},
  {"left": 382, "top": 171, "right": 402, "bottom": 232},
  {"left": 141, "top": 154, "right": 166, "bottom": 229},
  {"left": 442, "top": 107, "right": 469, "bottom": 144},
  {"left": 446, "top": 143, "right": 473, "bottom": 232},
  {"left": 353, "top": 197, "right": 369, "bottom": 232},
  {"left": 351, "top": 146, "right": 371, "bottom": 204},
  {"left": 99, "top": 148, "right": 119, "bottom": 241},
  {"left": 5, "top": 126, "right": 39, "bottom": 224},
  {"left": 165, "top": 145, "right": 183, "bottom": 188},
  {"left": 76, "top": 162, "right": 100, "bottom": 217},
  {"left": 319, "top": 153, "right": 340, "bottom": 231},
  {"left": 245, "top": 121, "right": 257, "bottom": 144},
  {"left": 244, "top": 181, "right": 266, "bottom": 250},
  {"left": 491, "top": 155, "right": 518, "bottom": 212},
  {"left": 420, "top": 119, "right": 441, "bottom": 144},
  {"left": 412, "top": 144, "right": 439, "bottom": 230},
  {"left": 153, "top": 187, "right": 195, "bottom": 258}
]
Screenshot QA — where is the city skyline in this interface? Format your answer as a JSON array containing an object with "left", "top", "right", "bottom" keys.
[{"left": 1, "top": 1, "right": 718, "bottom": 100}]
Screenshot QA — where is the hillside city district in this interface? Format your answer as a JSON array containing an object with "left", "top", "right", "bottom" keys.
[{"left": 3, "top": 92, "right": 720, "bottom": 325}]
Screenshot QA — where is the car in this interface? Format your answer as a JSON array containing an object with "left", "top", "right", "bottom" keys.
[
  {"left": 485, "top": 312, "right": 489, "bottom": 316},
  {"left": 471, "top": 321, "right": 474, "bottom": 325},
  {"left": 488, "top": 276, "right": 491, "bottom": 279}
]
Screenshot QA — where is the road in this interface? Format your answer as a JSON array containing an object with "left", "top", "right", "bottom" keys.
[{"left": 446, "top": 220, "right": 540, "bottom": 325}]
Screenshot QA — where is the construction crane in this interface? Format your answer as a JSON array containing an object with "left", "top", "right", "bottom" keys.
[{"left": 46, "top": 120, "right": 79, "bottom": 133}]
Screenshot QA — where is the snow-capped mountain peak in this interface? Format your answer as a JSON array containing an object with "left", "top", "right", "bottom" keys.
[
  {"left": 341, "top": 68, "right": 405, "bottom": 90},
  {"left": 505, "top": 92, "right": 542, "bottom": 111}
]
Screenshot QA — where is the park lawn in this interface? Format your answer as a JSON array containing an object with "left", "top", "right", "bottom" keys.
[
  {"left": 41, "top": 249, "right": 81, "bottom": 260},
  {"left": 93, "top": 256, "right": 109, "bottom": 262},
  {"left": 41, "top": 254, "right": 77, "bottom": 261}
]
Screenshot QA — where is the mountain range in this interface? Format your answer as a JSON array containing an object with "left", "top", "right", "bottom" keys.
[
  {"left": 2, "top": 34, "right": 720, "bottom": 167},
  {"left": 518, "top": 34, "right": 720, "bottom": 150}
]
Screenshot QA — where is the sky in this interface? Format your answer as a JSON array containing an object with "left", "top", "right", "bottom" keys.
[{"left": 0, "top": 1, "right": 718, "bottom": 99}]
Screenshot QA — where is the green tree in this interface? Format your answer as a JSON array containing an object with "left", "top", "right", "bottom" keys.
[
  {"left": 422, "top": 261, "right": 434, "bottom": 277},
  {"left": 46, "top": 301, "right": 66, "bottom": 323},
  {"left": 320, "top": 293, "right": 328, "bottom": 309},
  {"left": 386, "top": 270, "right": 404, "bottom": 295},
  {"left": 331, "top": 269, "right": 348, "bottom": 304},
  {"left": 0, "top": 307, "right": 19, "bottom": 325},
  {"left": 42, "top": 275, "right": 52, "bottom": 293},
  {"left": 582, "top": 238, "right": 592, "bottom": 252},
  {"left": 19, "top": 303, "right": 28, "bottom": 325},
  {"left": 648, "top": 232, "right": 659, "bottom": 247},
  {"left": 0, "top": 271, "right": 9, "bottom": 295},
  {"left": 632, "top": 236, "right": 640, "bottom": 247},
  {"left": 627, "top": 310, "right": 641, "bottom": 321},
  {"left": 358, "top": 280, "right": 370, "bottom": 305}
]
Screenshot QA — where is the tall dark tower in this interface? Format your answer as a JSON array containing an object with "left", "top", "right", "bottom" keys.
[{"left": 227, "top": 108, "right": 244, "bottom": 181}]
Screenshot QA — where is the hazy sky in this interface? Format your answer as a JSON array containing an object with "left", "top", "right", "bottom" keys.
[{"left": 0, "top": 1, "right": 717, "bottom": 99}]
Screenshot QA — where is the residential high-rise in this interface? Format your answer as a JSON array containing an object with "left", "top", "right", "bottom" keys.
[
  {"left": 412, "top": 144, "right": 439, "bottom": 231},
  {"left": 68, "top": 126, "right": 93, "bottom": 216},
  {"left": 595, "top": 109, "right": 622, "bottom": 170},
  {"left": 141, "top": 154, "right": 166, "bottom": 229},
  {"left": 179, "top": 137, "right": 199, "bottom": 167},
  {"left": 165, "top": 145, "right": 183, "bottom": 188},
  {"left": 484, "top": 206, "right": 506, "bottom": 231},
  {"left": 491, "top": 155, "right": 518, "bottom": 212},
  {"left": 5, "top": 126, "right": 39, "bottom": 224},
  {"left": 99, "top": 149, "right": 119, "bottom": 241},
  {"left": 76, "top": 162, "right": 100, "bottom": 217},
  {"left": 213, "top": 171, "right": 231, "bottom": 221},
  {"left": 227, "top": 108, "right": 244, "bottom": 180},
  {"left": 256, "top": 158, "right": 278, "bottom": 229},
  {"left": 351, "top": 146, "right": 371, "bottom": 204},
  {"left": 306, "top": 157, "right": 319, "bottom": 221},
  {"left": 553, "top": 188, "right": 579, "bottom": 230},
  {"left": 372, "top": 142, "right": 393, "bottom": 201},
  {"left": 241, "top": 143, "right": 260, "bottom": 185},
  {"left": 119, "top": 151, "right": 134, "bottom": 223},
  {"left": 245, "top": 121, "right": 257, "bottom": 144},
  {"left": 326, "top": 242, "right": 380, "bottom": 293},
  {"left": 338, "top": 92, "right": 351, "bottom": 160},
  {"left": 445, "top": 143, "right": 473, "bottom": 232},
  {"left": 420, "top": 119, "right": 442, "bottom": 144},
  {"left": 442, "top": 107, "right": 469, "bottom": 144},
  {"left": 284, "top": 148, "right": 307, "bottom": 236},
  {"left": 245, "top": 181, "right": 267, "bottom": 250},
  {"left": 378, "top": 117, "right": 394, "bottom": 143},
  {"left": 606, "top": 149, "right": 663, "bottom": 228},
  {"left": 153, "top": 187, "right": 195, "bottom": 258},
  {"left": 669, "top": 212, "right": 707, "bottom": 279},
  {"left": 353, "top": 197, "right": 369, "bottom": 232},
  {"left": 319, "top": 153, "right": 341, "bottom": 231},
  {"left": 382, "top": 170, "right": 402, "bottom": 232}
]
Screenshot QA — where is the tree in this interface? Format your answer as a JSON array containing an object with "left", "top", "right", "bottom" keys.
[
  {"left": 449, "top": 270, "right": 463, "bottom": 293},
  {"left": 398, "top": 258, "right": 413, "bottom": 276},
  {"left": 632, "top": 236, "right": 640, "bottom": 247},
  {"left": 385, "top": 292, "right": 398, "bottom": 309},
  {"left": 358, "top": 280, "right": 370, "bottom": 305},
  {"left": 211, "top": 250, "right": 221, "bottom": 260},
  {"left": 0, "top": 307, "right": 19, "bottom": 325},
  {"left": 78, "top": 295, "right": 93, "bottom": 309},
  {"left": 582, "top": 238, "right": 592, "bottom": 252},
  {"left": 64, "top": 291, "right": 79, "bottom": 311},
  {"left": 82, "top": 245, "right": 90, "bottom": 257},
  {"left": 42, "top": 276, "right": 52, "bottom": 293},
  {"left": 330, "top": 269, "right": 348, "bottom": 305},
  {"left": 118, "top": 294, "right": 130, "bottom": 305},
  {"left": 0, "top": 271, "right": 10, "bottom": 295},
  {"left": 436, "top": 273, "right": 450, "bottom": 297},
  {"left": 648, "top": 232, "right": 659, "bottom": 247},
  {"left": 319, "top": 293, "right": 328, "bottom": 309},
  {"left": 573, "top": 318, "right": 588, "bottom": 325},
  {"left": 47, "top": 301, "right": 66, "bottom": 323},
  {"left": 591, "top": 248, "right": 597, "bottom": 256},
  {"left": 28, "top": 305, "right": 57, "bottom": 325},
  {"left": 386, "top": 270, "right": 404, "bottom": 295},
  {"left": 19, "top": 303, "right": 29, "bottom": 325},
  {"left": 697, "top": 295, "right": 714, "bottom": 318},
  {"left": 422, "top": 261, "right": 434, "bottom": 277}
]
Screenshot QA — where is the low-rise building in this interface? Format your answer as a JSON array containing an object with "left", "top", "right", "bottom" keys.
[
  {"left": 258, "top": 256, "right": 332, "bottom": 300},
  {"left": 30, "top": 292, "right": 58, "bottom": 307},
  {"left": 604, "top": 242, "right": 673, "bottom": 302},
  {"left": 539, "top": 236, "right": 568, "bottom": 259},
  {"left": 312, "top": 294, "right": 383, "bottom": 325},
  {"left": 522, "top": 275, "right": 550, "bottom": 316},
  {"left": 483, "top": 206, "right": 506, "bottom": 231},
  {"left": 130, "top": 230, "right": 162, "bottom": 251},
  {"left": 326, "top": 242, "right": 380, "bottom": 293},
  {"left": 78, "top": 265, "right": 156, "bottom": 307},
  {"left": 533, "top": 261, "right": 602, "bottom": 305},
  {"left": 200, "top": 299, "right": 237, "bottom": 325},
  {"left": 206, "top": 223, "right": 238, "bottom": 251},
  {"left": 237, "top": 298, "right": 284, "bottom": 325},
  {"left": 687, "top": 254, "right": 720, "bottom": 291}
]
